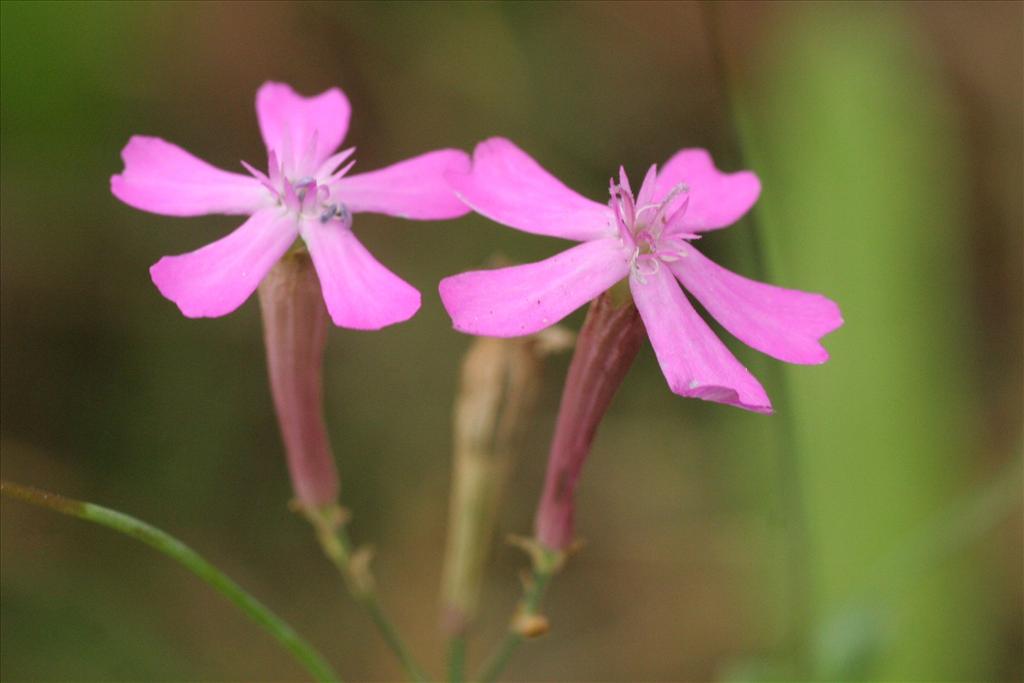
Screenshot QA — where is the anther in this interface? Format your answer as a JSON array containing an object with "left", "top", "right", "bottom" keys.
[{"left": 335, "top": 203, "right": 350, "bottom": 224}]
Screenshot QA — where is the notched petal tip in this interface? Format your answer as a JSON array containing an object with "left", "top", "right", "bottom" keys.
[
  {"left": 802, "top": 295, "right": 845, "bottom": 364},
  {"left": 655, "top": 148, "right": 762, "bottom": 232},
  {"left": 256, "top": 81, "right": 348, "bottom": 103},
  {"left": 112, "top": 135, "right": 269, "bottom": 216},
  {"left": 256, "top": 82, "right": 352, "bottom": 174}
]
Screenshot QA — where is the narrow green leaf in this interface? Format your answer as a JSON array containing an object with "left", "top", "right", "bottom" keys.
[{"left": 1, "top": 480, "right": 341, "bottom": 683}]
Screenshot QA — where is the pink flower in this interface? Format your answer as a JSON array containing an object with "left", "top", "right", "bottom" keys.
[
  {"left": 112, "top": 82, "right": 470, "bottom": 329},
  {"left": 439, "top": 138, "right": 843, "bottom": 413}
]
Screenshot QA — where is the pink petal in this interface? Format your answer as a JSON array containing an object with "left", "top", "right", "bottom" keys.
[
  {"left": 446, "top": 137, "right": 615, "bottom": 242},
  {"left": 331, "top": 149, "right": 472, "bottom": 219},
  {"left": 256, "top": 82, "right": 351, "bottom": 174},
  {"left": 654, "top": 149, "right": 761, "bottom": 232},
  {"left": 439, "top": 238, "right": 630, "bottom": 337},
  {"left": 111, "top": 136, "right": 269, "bottom": 216},
  {"left": 300, "top": 221, "right": 420, "bottom": 330},
  {"left": 669, "top": 244, "right": 842, "bottom": 364},
  {"left": 630, "top": 266, "right": 772, "bottom": 413},
  {"left": 150, "top": 208, "right": 298, "bottom": 318},
  {"left": 634, "top": 164, "right": 659, "bottom": 210}
]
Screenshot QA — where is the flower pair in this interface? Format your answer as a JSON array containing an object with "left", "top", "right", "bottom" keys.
[{"left": 112, "top": 83, "right": 842, "bottom": 413}]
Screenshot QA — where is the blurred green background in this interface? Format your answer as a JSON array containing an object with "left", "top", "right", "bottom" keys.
[{"left": 1, "top": 1, "right": 1020, "bottom": 681}]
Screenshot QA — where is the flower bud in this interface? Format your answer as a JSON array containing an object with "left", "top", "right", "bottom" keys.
[
  {"left": 440, "top": 327, "right": 573, "bottom": 634},
  {"left": 258, "top": 250, "right": 339, "bottom": 509},
  {"left": 534, "top": 289, "right": 645, "bottom": 551}
]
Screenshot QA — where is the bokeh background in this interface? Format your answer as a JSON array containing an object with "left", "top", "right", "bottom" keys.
[{"left": 2, "top": 1, "right": 1021, "bottom": 681}]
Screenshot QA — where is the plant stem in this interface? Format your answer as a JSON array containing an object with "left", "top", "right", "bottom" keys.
[
  {"left": 447, "top": 634, "right": 467, "bottom": 683},
  {"left": 0, "top": 480, "right": 340, "bottom": 683},
  {"left": 302, "top": 504, "right": 429, "bottom": 682},
  {"left": 477, "top": 546, "right": 560, "bottom": 683}
]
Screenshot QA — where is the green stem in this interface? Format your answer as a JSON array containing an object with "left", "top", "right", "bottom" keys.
[
  {"left": 303, "top": 505, "right": 429, "bottom": 682},
  {"left": 0, "top": 480, "right": 340, "bottom": 683},
  {"left": 477, "top": 549, "right": 558, "bottom": 683},
  {"left": 447, "top": 634, "right": 467, "bottom": 683}
]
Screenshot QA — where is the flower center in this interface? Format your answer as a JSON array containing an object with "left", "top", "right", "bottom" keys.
[
  {"left": 286, "top": 176, "right": 350, "bottom": 225},
  {"left": 609, "top": 167, "right": 696, "bottom": 283},
  {"left": 242, "top": 142, "right": 356, "bottom": 228}
]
